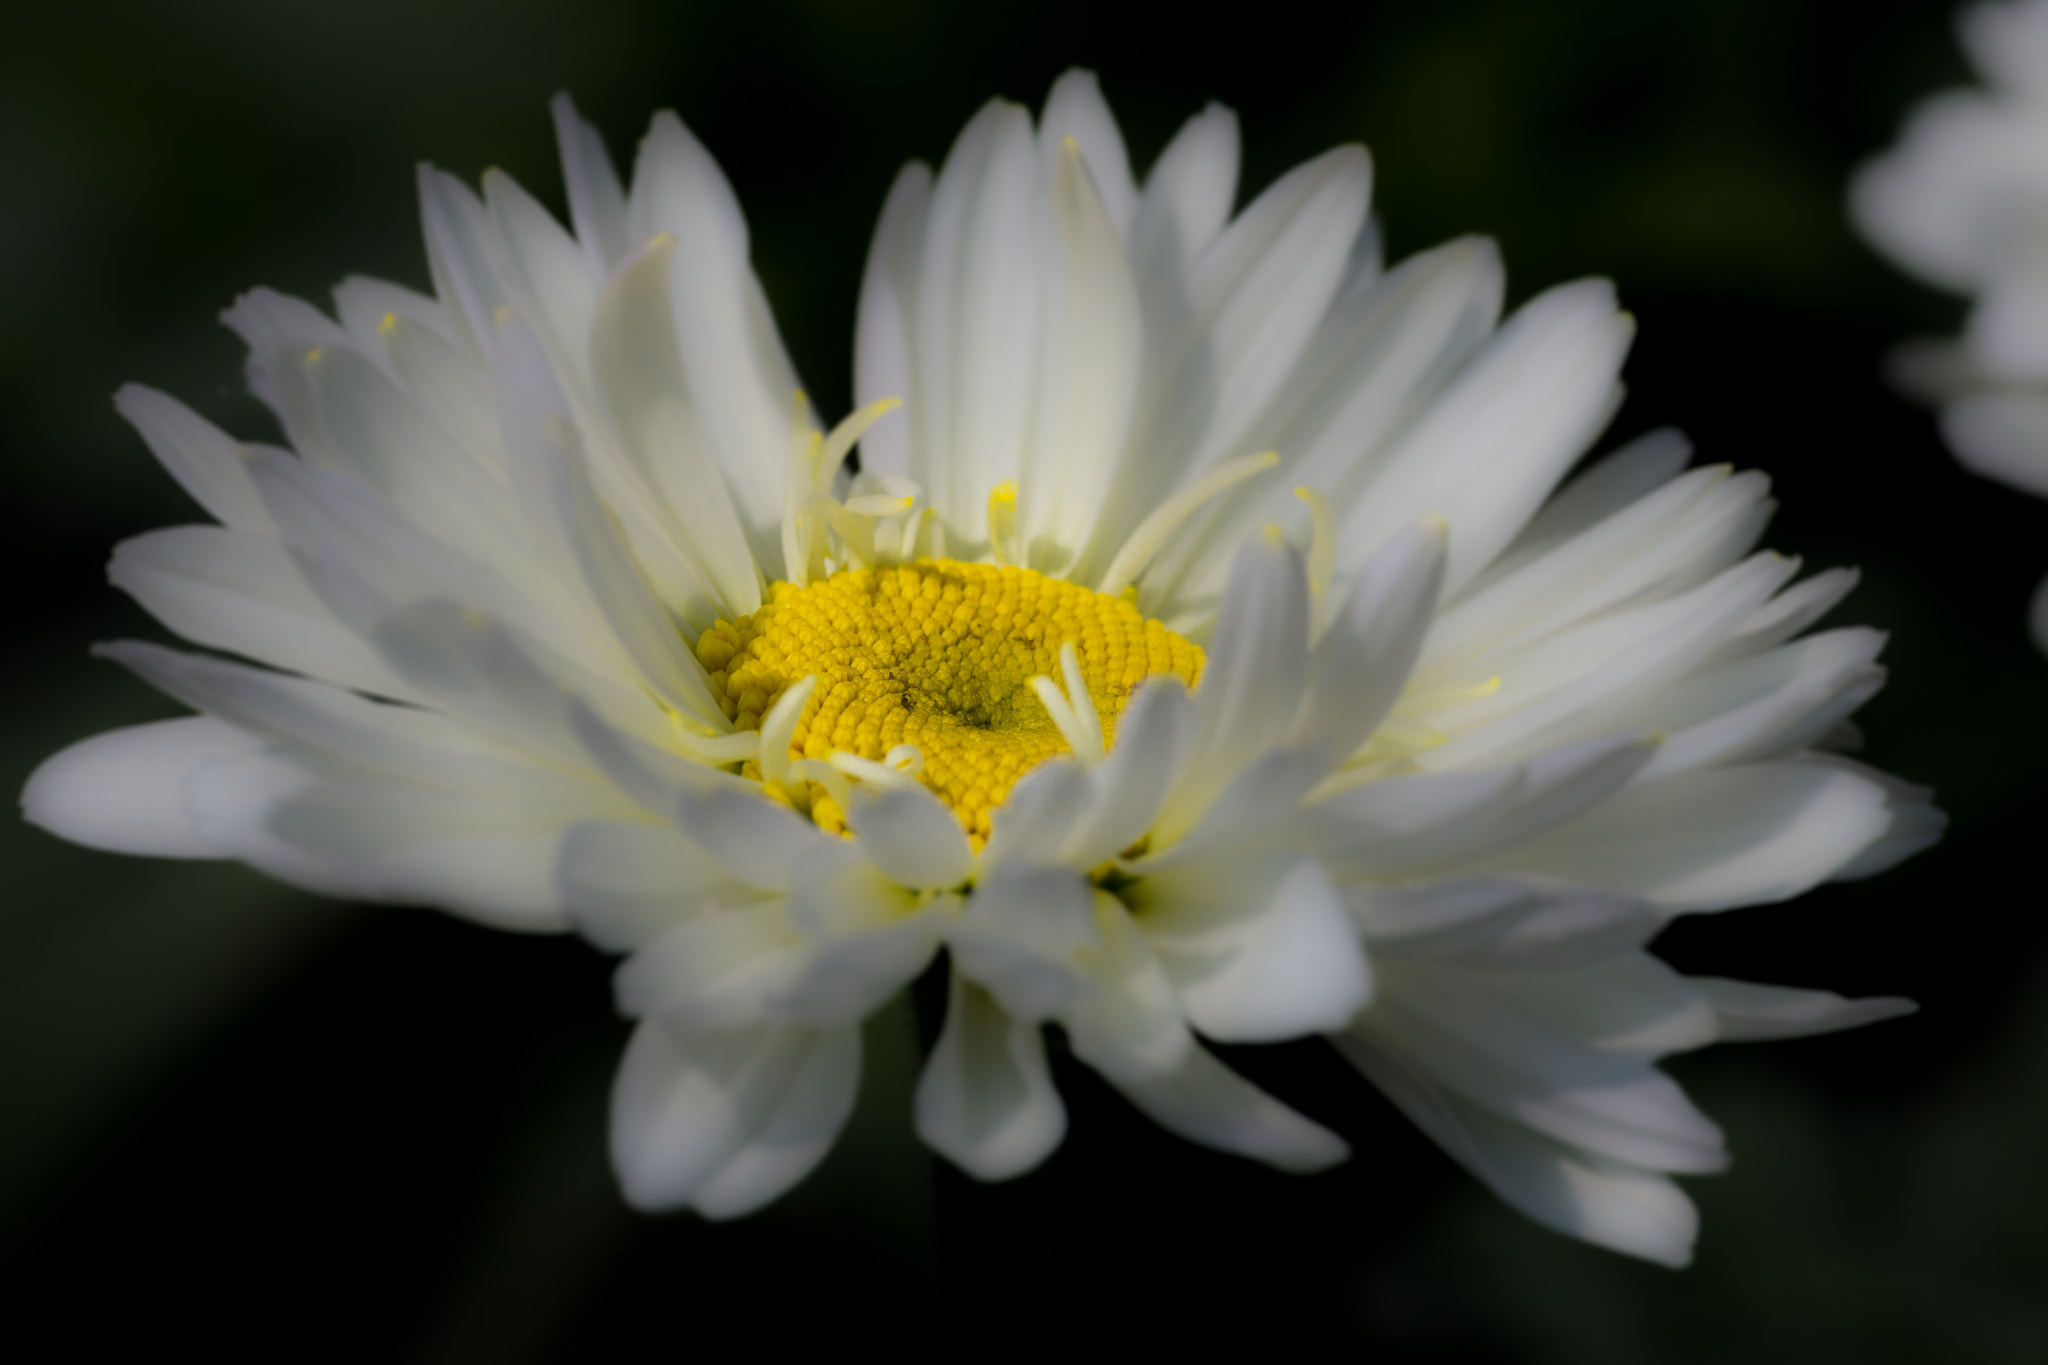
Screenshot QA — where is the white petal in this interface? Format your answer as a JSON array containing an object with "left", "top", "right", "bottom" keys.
[
  {"left": 1630, "top": 628, "right": 1887, "bottom": 780},
  {"left": 688, "top": 1026, "right": 863, "bottom": 1220},
  {"left": 1152, "top": 534, "right": 1309, "bottom": 846},
  {"left": 1811, "top": 756, "right": 1946, "bottom": 880},
  {"left": 1310, "top": 734, "right": 1655, "bottom": 880},
  {"left": 590, "top": 234, "right": 764, "bottom": 614},
  {"left": 1422, "top": 552, "right": 1799, "bottom": 771},
  {"left": 481, "top": 168, "right": 600, "bottom": 381},
  {"left": 1482, "top": 427, "right": 1694, "bottom": 575},
  {"left": 1350, "top": 876, "right": 1660, "bottom": 969},
  {"left": 1499, "top": 956, "right": 1719, "bottom": 1056},
  {"left": 1038, "top": 69, "right": 1138, "bottom": 236},
  {"left": 113, "top": 385, "right": 274, "bottom": 534},
  {"left": 109, "top": 525, "right": 422, "bottom": 702},
  {"left": 1058, "top": 677, "right": 1196, "bottom": 870},
  {"left": 1127, "top": 101, "right": 1239, "bottom": 319},
  {"left": 914, "top": 98, "right": 1042, "bottom": 534},
  {"left": 1338, "top": 279, "right": 1633, "bottom": 595},
  {"left": 1705, "top": 566, "right": 1862, "bottom": 667},
  {"left": 1133, "top": 856, "right": 1372, "bottom": 1042},
  {"left": 914, "top": 973, "right": 1066, "bottom": 1180},
  {"left": 1479, "top": 760, "right": 1892, "bottom": 911},
  {"left": 1088, "top": 145, "right": 1370, "bottom": 586},
  {"left": 1018, "top": 129, "right": 1143, "bottom": 565},
  {"left": 550, "top": 92, "right": 630, "bottom": 281},
  {"left": 220, "top": 286, "right": 353, "bottom": 450},
  {"left": 1335, "top": 1033, "right": 1698, "bottom": 1266},
  {"left": 1063, "top": 894, "right": 1194, "bottom": 1085},
  {"left": 22, "top": 717, "right": 256, "bottom": 859},
  {"left": 979, "top": 760, "right": 1091, "bottom": 872},
  {"left": 1144, "top": 236, "right": 1503, "bottom": 611},
  {"left": 1357, "top": 966, "right": 1726, "bottom": 1173},
  {"left": 609, "top": 1018, "right": 860, "bottom": 1219},
  {"left": 625, "top": 112, "right": 799, "bottom": 570},
  {"left": 180, "top": 752, "right": 582, "bottom": 931},
  {"left": 1291, "top": 519, "right": 1446, "bottom": 757},
  {"left": 98, "top": 638, "right": 588, "bottom": 792},
  {"left": 1116, "top": 1044, "right": 1348, "bottom": 1173},
  {"left": 1850, "top": 89, "right": 2048, "bottom": 292},
  {"left": 1281, "top": 236, "right": 1506, "bottom": 504},
  {"left": 561, "top": 819, "right": 754, "bottom": 952},
  {"left": 501, "top": 339, "right": 724, "bottom": 728},
  {"left": 1146, "top": 746, "right": 1331, "bottom": 867},
  {"left": 852, "top": 161, "right": 932, "bottom": 479},
  {"left": 1942, "top": 390, "right": 2048, "bottom": 497},
  {"left": 844, "top": 785, "right": 973, "bottom": 889},
  {"left": 332, "top": 275, "right": 461, "bottom": 355},
  {"left": 667, "top": 780, "right": 842, "bottom": 894},
  {"left": 1691, "top": 977, "right": 1917, "bottom": 1042},
  {"left": 416, "top": 166, "right": 510, "bottom": 360},
  {"left": 1426, "top": 464, "right": 1767, "bottom": 674},
  {"left": 778, "top": 850, "right": 939, "bottom": 1025},
  {"left": 369, "top": 600, "right": 657, "bottom": 765},
  {"left": 950, "top": 864, "right": 1100, "bottom": 1021},
  {"left": 615, "top": 902, "right": 806, "bottom": 1027}
]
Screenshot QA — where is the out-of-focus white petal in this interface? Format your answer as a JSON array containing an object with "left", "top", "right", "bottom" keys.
[
  {"left": 778, "top": 850, "right": 940, "bottom": 1025},
  {"left": 609, "top": 1019, "right": 860, "bottom": 1219},
  {"left": 561, "top": 819, "right": 756, "bottom": 952},
  {"left": 1133, "top": 855, "right": 1371, "bottom": 1042},
  {"left": 1063, "top": 894, "right": 1194, "bottom": 1085},
  {"left": 1334, "top": 1034, "right": 1698, "bottom": 1267},
  {"left": 1128, "top": 101, "right": 1239, "bottom": 319},
  {"left": 1117, "top": 1044, "right": 1349, "bottom": 1173},
  {"left": 978, "top": 760, "right": 1091, "bottom": 871},
  {"left": 550, "top": 92, "right": 630, "bottom": 281},
  {"left": 113, "top": 385, "right": 275, "bottom": 534},
  {"left": 1812, "top": 755, "right": 1948, "bottom": 881},
  {"left": 915, "top": 973, "right": 1066, "bottom": 1180},
  {"left": 853, "top": 162, "right": 932, "bottom": 479},
  {"left": 109, "top": 526, "right": 424, "bottom": 703},
  {"left": 843, "top": 785, "right": 973, "bottom": 889},
  {"left": 1038, "top": 69, "right": 1138, "bottom": 237},
  {"left": 1943, "top": 390, "right": 2048, "bottom": 496},
  {"left": 22, "top": 717, "right": 256, "bottom": 859},
  {"left": 1962, "top": 0, "right": 2048, "bottom": 95},
  {"left": 1692, "top": 977, "right": 1917, "bottom": 1042},
  {"left": 615, "top": 903, "right": 807, "bottom": 1029},
  {"left": 950, "top": 864, "right": 1099, "bottom": 1021}
]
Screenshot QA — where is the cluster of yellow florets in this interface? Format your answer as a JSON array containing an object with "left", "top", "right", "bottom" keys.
[{"left": 694, "top": 559, "right": 1203, "bottom": 841}]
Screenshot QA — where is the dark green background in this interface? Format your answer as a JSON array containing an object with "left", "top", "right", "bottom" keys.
[{"left": 4, "top": 0, "right": 2043, "bottom": 1358}]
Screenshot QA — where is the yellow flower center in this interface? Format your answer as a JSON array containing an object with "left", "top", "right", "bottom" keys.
[{"left": 695, "top": 559, "right": 1204, "bottom": 842}]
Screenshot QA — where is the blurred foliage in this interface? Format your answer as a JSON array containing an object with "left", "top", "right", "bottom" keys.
[{"left": 2, "top": 0, "right": 2044, "bottom": 1358}]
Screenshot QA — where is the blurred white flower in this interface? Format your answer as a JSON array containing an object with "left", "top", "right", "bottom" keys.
[
  {"left": 1854, "top": 0, "right": 2048, "bottom": 646},
  {"left": 24, "top": 71, "right": 1936, "bottom": 1267}
]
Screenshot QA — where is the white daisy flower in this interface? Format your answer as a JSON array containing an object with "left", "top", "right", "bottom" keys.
[
  {"left": 25, "top": 71, "right": 1937, "bottom": 1268},
  {"left": 1854, "top": 0, "right": 2048, "bottom": 646}
]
